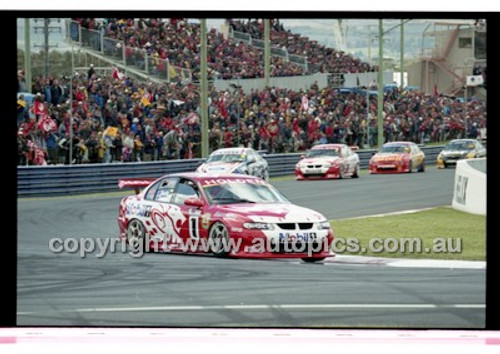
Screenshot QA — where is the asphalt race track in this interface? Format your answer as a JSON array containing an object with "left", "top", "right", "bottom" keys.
[{"left": 17, "top": 167, "right": 486, "bottom": 327}]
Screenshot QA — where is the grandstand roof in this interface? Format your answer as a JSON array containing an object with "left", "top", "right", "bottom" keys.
[{"left": 413, "top": 19, "right": 477, "bottom": 26}]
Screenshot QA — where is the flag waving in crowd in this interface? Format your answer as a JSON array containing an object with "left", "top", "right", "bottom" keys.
[
  {"left": 266, "top": 120, "right": 279, "bottom": 138},
  {"left": 37, "top": 114, "right": 58, "bottom": 134},
  {"left": 26, "top": 140, "right": 47, "bottom": 166},
  {"left": 112, "top": 66, "right": 125, "bottom": 80},
  {"left": 32, "top": 98, "right": 47, "bottom": 118}
]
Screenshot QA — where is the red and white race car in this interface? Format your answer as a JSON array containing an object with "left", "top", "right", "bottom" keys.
[
  {"left": 369, "top": 141, "right": 426, "bottom": 174},
  {"left": 118, "top": 173, "right": 334, "bottom": 262},
  {"left": 196, "top": 147, "right": 269, "bottom": 181},
  {"left": 295, "top": 144, "right": 360, "bottom": 180}
]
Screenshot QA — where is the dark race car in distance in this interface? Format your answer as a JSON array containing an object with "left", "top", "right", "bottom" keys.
[{"left": 436, "top": 139, "right": 486, "bottom": 168}]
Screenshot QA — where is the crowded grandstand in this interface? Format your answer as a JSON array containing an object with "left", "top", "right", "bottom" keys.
[{"left": 17, "top": 18, "right": 486, "bottom": 166}]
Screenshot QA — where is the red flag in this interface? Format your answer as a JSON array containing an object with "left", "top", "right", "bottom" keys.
[
  {"left": 37, "top": 115, "right": 58, "bottom": 133},
  {"left": 218, "top": 97, "right": 228, "bottom": 119},
  {"left": 182, "top": 112, "right": 199, "bottom": 126},
  {"left": 112, "top": 66, "right": 124, "bottom": 80},
  {"left": 292, "top": 117, "right": 300, "bottom": 134},
  {"left": 33, "top": 101, "right": 47, "bottom": 117},
  {"left": 266, "top": 120, "right": 279, "bottom": 137},
  {"left": 301, "top": 95, "right": 309, "bottom": 111},
  {"left": 27, "top": 140, "right": 47, "bottom": 166}
]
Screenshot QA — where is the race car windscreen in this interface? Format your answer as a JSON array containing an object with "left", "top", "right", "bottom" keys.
[
  {"left": 206, "top": 153, "right": 246, "bottom": 163},
  {"left": 203, "top": 182, "right": 290, "bottom": 204},
  {"left": 378, "top": 145, "right": 409, "bottom": 153},
  {"left": 443, "top": 141, "right": 475, "bottom": 151},
  {"left": 306, "top": 149, "right": 340, "bottom": 158}
]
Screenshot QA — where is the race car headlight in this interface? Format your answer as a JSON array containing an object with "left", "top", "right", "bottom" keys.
[
  {"left": 316, "top": 221, "right": 331, "bottom": 230},
  {"left": 466, "top": 151, "right": 476, "bottom": 159},
  {"left": 296, "top": 163, "right": 305, "bottom": 169},
  {"left": 243, "top": 222, "right": 275, "bottom": 230},
  {"left": 437, "top": 153, "right": 443, "bottom": 161}
]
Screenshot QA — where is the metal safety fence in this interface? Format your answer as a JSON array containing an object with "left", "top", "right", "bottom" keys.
[{"left": 18, "top": 146, "right": 444, "bottom": 197}]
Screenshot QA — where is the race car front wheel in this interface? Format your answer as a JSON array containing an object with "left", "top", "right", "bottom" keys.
[
  {"left": 407, "top": 161, "right": 413, "bottom": 173},
  {"left": 209, "top": 222, "right": 230, "bottom": 257},
  {"left": 339, "top": 164, "right": 346, "bottom": 179},
  {"left": 127, "top": 218, "right": 146, "bottom": 251}
]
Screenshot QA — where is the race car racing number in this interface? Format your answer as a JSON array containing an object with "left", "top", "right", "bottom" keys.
[{"left": 189, "top": 216, "right": 200, "bottom": 240}]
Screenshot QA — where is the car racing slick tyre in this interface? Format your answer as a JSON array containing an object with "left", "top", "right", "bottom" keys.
[
  {"left": 418, "top": 160, "right": 426, "bottom": 173},
  {"left": 352, "top": 163, "right": 360, "bottom": 178},
  {"left": 209, "top": 222, "right": 230, "bottom": 257},
  {"left": 339, "top": 164, "right": 345, "bottom": 179},
  {"left": 262, "top": 168, "right": 269, "bottom": 181},
  {"left": 126, "top": 218, "right": 149, "bottom": 253},
  {"left": 301, "top": 257, "right": 326, "bottom": 263}
]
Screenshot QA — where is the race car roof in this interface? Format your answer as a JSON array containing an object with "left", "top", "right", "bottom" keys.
[
  {"left": 311, "top": 144, "right": 343, "bottom": 150},
  {"left": 163, "top": 172, "right": 263, "bottom": 183},
  {"left": 383, "top": 141, "right": 413, "bottom": 146},
  {"left": 210, "top": 147, "right": 250, "bottom": 155}
]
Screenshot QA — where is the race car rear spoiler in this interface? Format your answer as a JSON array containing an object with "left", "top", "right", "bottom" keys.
[{"left": 118, "top": 178, "right": 156, "bottom": 194}]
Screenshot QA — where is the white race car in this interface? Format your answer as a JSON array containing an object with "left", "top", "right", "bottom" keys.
[{"left": 196, "top": 148, "right": 269, "bottom": 181}]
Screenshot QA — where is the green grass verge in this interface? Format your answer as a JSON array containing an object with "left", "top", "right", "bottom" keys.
[{"left": 330, "top": 207, "right": 485, "bottom": 261}]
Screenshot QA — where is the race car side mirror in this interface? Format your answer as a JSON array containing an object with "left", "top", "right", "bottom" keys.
[
  {"left": 300, "top": 154, "right": 305, "bottom": 159},
  {"left": 184, "top": 198, "right": 204, "bottom": 208}
]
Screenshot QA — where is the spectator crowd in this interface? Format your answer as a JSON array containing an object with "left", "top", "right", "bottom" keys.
[
  {"left": 17, "top": 18, "right": 485, "bottom": 166},
  {"left": 73, "top": 17, "right": 377, "bottom": 81},
  {"left": 227, "top": 19, "right": 375, "bottom": 74},
  {"left": 74, "top": 18, "right": 305, "bottom": 81},
  {"left": 17, "top": 65, "right": 486, "bottom": 166}
]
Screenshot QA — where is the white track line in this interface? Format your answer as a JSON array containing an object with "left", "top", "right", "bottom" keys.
[
  {"left": 386, "top": 259, "right": 486, "bottom": 269},
  {"left": 17, "top": 303, "right": 485, "bottom": 315},
  {"left": 322, "top": 255, "right": 486, "bottom": 269},
  {"left": 333, "top": 207, "right": 435, "bottom": 221}
]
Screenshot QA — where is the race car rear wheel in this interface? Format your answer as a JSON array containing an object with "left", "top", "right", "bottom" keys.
[
  {"left": 209, "top": 222, "right": 230, "bottom": 257},
  {"left": 418, "top": 160, "right": 426, "bottom": 172},
  {"left": 352, "top": 163, "right": 360, "bottom": 178},
  {"left": 301, "top": 257, "right": 326, "bottom": 263},
  {"left": 127, "top": 218, "right": 146, "bottom": 252},
  {"left": 262, "top": 168, "right": 269, "bottom": 181}
]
